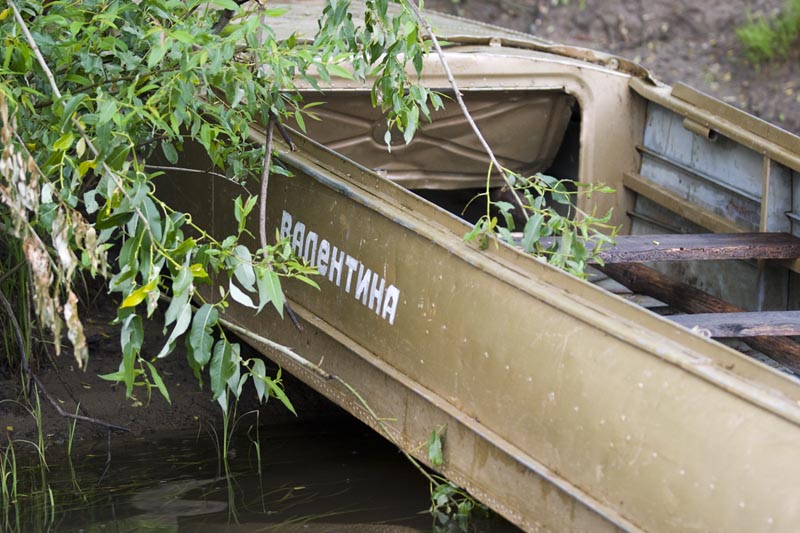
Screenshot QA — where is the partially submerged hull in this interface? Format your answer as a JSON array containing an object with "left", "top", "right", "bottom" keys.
[{"left": 160, "top": 5, "right": 800, "bottom": 532}]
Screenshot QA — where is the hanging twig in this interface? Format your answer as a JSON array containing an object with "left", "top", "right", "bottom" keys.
[
  {"left": 0, "top": 286, "right": 129, "bottom": 433},
  {"left": 404, "top": 0, "right": 530, "bottom": 220},
  {"left": 253, "top": 7, "right": 303, "bottom": 331},
  {"left": 273, "top": 117, "right": 297, "bottom": 152},
  {"left": 258, "top": 115, "right": 276, "bottom": 253},
  {"left": 211, "top": 0, "right": 250, "bottom": 35}
]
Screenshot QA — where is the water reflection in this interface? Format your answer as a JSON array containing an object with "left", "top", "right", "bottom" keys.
[{"left": 12, "top": 418, "right": 517, "bottom": 532}]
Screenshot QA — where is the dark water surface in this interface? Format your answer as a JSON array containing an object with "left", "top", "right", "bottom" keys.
[{"left": 10, "top": 418, "right": 518, "bottom": 532}]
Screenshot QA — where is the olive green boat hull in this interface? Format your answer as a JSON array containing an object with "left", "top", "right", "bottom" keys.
[
  {"left": 162, "top": 132, "right": 800, "bottom": 532},
  {"left": 157, "top": 4, "right": 800, "bottom": 531}
]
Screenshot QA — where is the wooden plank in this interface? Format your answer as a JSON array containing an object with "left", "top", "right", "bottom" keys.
[
  {"left": 670, "top": 311, "right": 800, "bottom": 337},
  {"left": 597, "top": 232, "right": 800, "bottom": 263},
  {"left": 530, "top": 232, "right": 800, "bottom": 263},
  {"left": 598, "top": 262, "right": 800, "bottom": 374}
]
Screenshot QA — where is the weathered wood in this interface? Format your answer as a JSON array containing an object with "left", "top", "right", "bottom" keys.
[
  {"left": 597, "top": 232, "right": 800, "bottom": 263},
  {"left": 599, "top": 263, "right": 800, "bottom": 374},
  {"left": 670, "top": 311, "right": 800, "bottom": 337},
  {"left": 531, "top": 232, "right": 800, "bottom": 263}
]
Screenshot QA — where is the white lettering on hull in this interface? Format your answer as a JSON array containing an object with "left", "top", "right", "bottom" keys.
[{"left": 280, "top": 210, "right": 400, "bottom": 325}]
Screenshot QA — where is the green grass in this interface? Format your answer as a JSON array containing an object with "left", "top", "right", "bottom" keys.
[{"left": 737, "top": 0, "right": 800, "bottom": 63}]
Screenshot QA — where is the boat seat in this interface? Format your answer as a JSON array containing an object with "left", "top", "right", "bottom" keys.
[
  {"left": 670, "top": 310, "right": 800, "bottom": 337},
  {"left": 594, "top": 232, "right": 800, "bottom": 264}
]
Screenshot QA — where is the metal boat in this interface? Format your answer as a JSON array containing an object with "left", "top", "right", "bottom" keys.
[{"left": 160, "top": 3, "right": 800, "bottom": 531}]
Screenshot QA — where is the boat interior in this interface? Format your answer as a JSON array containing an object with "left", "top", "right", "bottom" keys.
[{"left": 288, "top": 52, "right": 800, "bottom": 379}]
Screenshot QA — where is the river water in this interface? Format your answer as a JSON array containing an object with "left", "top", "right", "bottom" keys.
[{"left": 8, "top": 417, "right": 519, "bottom": 532}]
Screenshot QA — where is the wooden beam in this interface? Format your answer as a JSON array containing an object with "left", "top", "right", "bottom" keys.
[
  {"left": 598, "top": 262, "right": 800, "bottom": 374},
  {"left": 670, "top": 311, "right": 800, "bottom": 337},
  {"left": 596, "top": 232, "right": 800, "bottom": 263}
]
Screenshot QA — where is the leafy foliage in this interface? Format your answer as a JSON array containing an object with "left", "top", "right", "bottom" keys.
[
  {"left": 463, "top": 166, "right": 617, "bottom": 278},
  {"left": 0, "top": 0, "right": 436, "bottom": 408},
  {"left": 426, "top": 425, "right": 488, "bottom": 532}
]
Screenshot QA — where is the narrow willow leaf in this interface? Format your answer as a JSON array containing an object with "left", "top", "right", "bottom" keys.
[
  {"left": 144, "top": 361, "right": 171, "bottom": 404},
  {"left": 229, "top": 279, "right": 258, "bottom": 309},
  {"left": 210, "top": 339, "right": 235, "bottom": 400},
  {"left": 157, "top": 299, "right": 191, "bottom": 358},
  {"left": 522, "top": 213, "right": 544, "bottom": 253},
  {"left": 120, "top": 279, "right": 157, "bottom": 308},
  {"left": 232, "top": 245, "right": 256, "bottom": 291},
  {"left": 427, "top": 429, "right": 444, "bottom": 467},
  {"left": 189, "top": 304, "right": 217, "bottom": 368},
  {"left": 161, "top": 140, "right": 178, "bottom": 164},
  {"left": 209, "top": 0, "right": 241, "bottom": 9},
  {"left": 164, "top": 291, "right": 189, "bottom": 328},
  {"left": 251, "top": 359, "right": 267, "bottom": 402},
  {"left": 58, "top": 93, "right": 88, "bottom": 132},
  {"left": 267, "top": 378, "right": 295, "bottom": 415},
  {"left": 120, "top": 313, "right": 143, "bottom": 398},
  {"left": 53, "top": 132, "right": 75, "bottom": 151}
]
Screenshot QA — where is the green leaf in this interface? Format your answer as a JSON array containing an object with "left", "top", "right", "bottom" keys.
[
  {"left": 255, "top": 268, "right": 284, "bottom": 316},
  {"left": 58, "top": 93, "right": 88, "bottom": 131},
  {"left": 157, "top": 297, "right": 192, "bottom": 359},
  {"left": 232, "top": 245, "right": 256, "bottom": 291},
  {"left": 251, "top": 359, "right": 267, "bottom": 402},
  {"left": 327, "top": 63, "right": 354, "bottom": 80},
  {"left": 427, "top": 428, "right": 444, "bottom": 467},
  {"left": 120, "top": 279, "right": 157, "bottom": 308},
  {"left": 189, "top": 263, "right": 209, "bottom": 280},
  {"left": 161, "top": 140, "right": 178, "bottom": 164},
  {"left": 144, "top": 361, "right": 171, "bottom": 404},
  {"left": 229, "top": 278, "right": 258, "bottom": 309},
  {"left": 120, "top": 313, "right": 144, "bottom": 398},
  {"left": 95, "top": 209, "right": 134, "bottom": 230},
  {"left": 209, "top": 0, "right": 241, "bottom": 9},
  {"left": 210, "top": 339, "right": 236, "bottom": 400},
  {"left": 522, "top": 213, "right": 544, "bottom": 253},
  {"left": 189, "top": 304, "right": 218, "bottom": 368},
  {"left": 266, "top": 377, "right": 295, "bottom": 415},
  {"left": 147, "top": 39, "right": 168, "bottom": 68},
  {"left": 53, "top": 132, "right": 75, "bottom": 152},
  {"left": 97, "top": 98, "right": 118, "bottom": 125}
]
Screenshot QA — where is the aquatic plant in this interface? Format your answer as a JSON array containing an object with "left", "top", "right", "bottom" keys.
[{"left": 1, "top": 396, "right": 54, "bottom": 533}]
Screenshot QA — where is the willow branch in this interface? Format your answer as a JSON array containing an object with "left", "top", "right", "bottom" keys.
[{"left": 404, "top": 0, "right": 530, "bottom": 220}]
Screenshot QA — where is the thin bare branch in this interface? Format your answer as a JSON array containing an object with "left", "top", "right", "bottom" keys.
[
  {"left": 144, "top": 164, "right": 242, "bottom": 186},
  {"left": 0, "top": 285, "right": 129, "bottom": 433}
]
